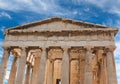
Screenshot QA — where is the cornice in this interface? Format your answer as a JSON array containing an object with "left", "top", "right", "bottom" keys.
[{"left": 5, "top": 27, "right": 118, "bottom": 35}]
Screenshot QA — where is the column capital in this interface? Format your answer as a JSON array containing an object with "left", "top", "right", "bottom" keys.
[
  {"left": 2, "top": 46, "right": 11, "bottom": 51},
  {"left": 11, "top": 48, "right": 21, "bottom": 58},
  {"left": 62, "top": 47, "right": 71, "bottom": 52},
  {"left": 33, "top": 52, "right": 41, "bottom": 58},
  {"left": 105, "top": 46, "right": 116, "bottom": 52},
  {"left": 48, "top": 53, "right": 55, "bottom": 62},
  {"left": 41, "top": 47, "right": 47, "bottom": 51},
  {"left": 20, "top": 47, "right": 26, "bottom": 50},
  {"left": 96, "top": 48, "right": 104, "bottom": 53},
  {"left": 84, "top": 46, "right": 94, "bottom": 52},
  {"left": 96, "top": 48, "right": 105, "bottom": 62},
  {"left": 49, "top": 59, "right": 54, "bottom": 63},
  {"left": 27, "top": 47, "right": 41, "bottom": 52},
  {"left": 79, "top": 48, "right": 86, "bottom": 53},
  {"left": 62, "top": 47, "right": 69, "bottom": 50}
]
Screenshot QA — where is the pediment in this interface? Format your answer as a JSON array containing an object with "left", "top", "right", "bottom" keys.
[
  {"left": 6, "top": 17, "right": 109, "bottom": 31},
  {"left": 17, "top": 21, "right": 88, "bottom": 31},
  {"left": 5, "top": 17, "right": 118, "bottom": 35}
]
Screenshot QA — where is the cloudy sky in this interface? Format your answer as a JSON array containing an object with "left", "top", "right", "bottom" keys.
[{"left": 0, "top": 0, "right": 120, "bottom": 84}]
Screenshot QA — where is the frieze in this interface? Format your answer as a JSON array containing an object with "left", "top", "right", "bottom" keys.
[{"left": 5, "top": 32, "right": 113, "bottom": 42}]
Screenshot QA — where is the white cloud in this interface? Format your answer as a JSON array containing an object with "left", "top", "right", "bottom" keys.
[
  {"left": 0, "top": 0, "right": 119, "bottom": 20},
  {"left": 0, "top": 0, "right": 120, "bottom": 17},
  {"left": 84, "top": 8, "right": 90, "bottom": 12},
  {"left": 73, "top": 10, "right": 78, "bottom": 15},
  {"left": 87, "top": 0, "right": 120, "bottom": 15},
  {"left": 0, "top": 0, "right": 68, "bottom": 16},
  {"left": 0, "top": 12, "right": 12, "bottom": 19},
  {"left": 71, "top": 0, "right": 120, "bottom": 16}
]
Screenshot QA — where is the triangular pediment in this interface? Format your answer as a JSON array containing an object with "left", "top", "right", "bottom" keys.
[
  {"left": 5, "top": 17, "right": 118, "bottom": 35},
  {"left": 7, "top": 17, "right": 109, "bottom": 31}
]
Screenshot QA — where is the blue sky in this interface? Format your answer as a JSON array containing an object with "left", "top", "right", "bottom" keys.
[{"left": 0, "top": 0, "right": 120, "bottom": 84}]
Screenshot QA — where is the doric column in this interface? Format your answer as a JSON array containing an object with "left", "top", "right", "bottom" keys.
[
  {"left": 15, "top": 47, "right": 27, "bottom": 84},
  {"left": 31, "top": 53, "right": 41, "bottom": 84},
  {"left": 47, "top": 59, "right": 54, "bottom": 84},
  {"left": 0, "top": 47, "right": 10, "bottom": 84},
  {"left": 8, "top": 57, "right": 18, "bottom": 84},
  {"left": 106, "top": 47, "right": 117, "bottom": 84},
  {"left": 96, "top": 49, "right": 105, "bottom": 84},
  {"left": 25, "top": 65, "right": 31, "bottom": 84},
  {"left": 103, "top": 53, "right": 108, "bottom": 84},
  {"left": 61, "top": 47, "right": 69, "bottom": 84},
  {"left": 79, "top": 49, "right": 85, "bottom": 84},
  {"left": 84, "top": 47, "right": 93, "bottom": 84},
  {"left": 37, "top": 48, "right": 47, "bottom": 84}
]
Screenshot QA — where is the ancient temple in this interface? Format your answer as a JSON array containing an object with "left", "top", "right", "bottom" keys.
[{"left": 0, "top": 17, "right": 118, "bottom": 84}]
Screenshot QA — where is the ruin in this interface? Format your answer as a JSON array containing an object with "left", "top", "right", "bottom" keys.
[{"left": 0, "top": 17, "right": 118, "bottom": 84}]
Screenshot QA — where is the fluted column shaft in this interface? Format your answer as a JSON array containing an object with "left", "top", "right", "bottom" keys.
[
  {"left": 106, "top": 48, "right": 117, "bottom": 84},
  {"left": 61, "top": 47, "right": 69, "bottom": 84},
  {"left": 97, "top": 49, "right": 105, "bottom": 84},
  {"left": 15, "top": 47, "right": 27, "bottom": 84},
  {"left": 37, "top": 48, "right": 47, "bottom": 84},
  {"left": 25, "top": 65, "right": 31, "bottom": 84},
  {"left": 79, "top": 50, "right": 85, "bottom": 84},
  {"left": 31, "top": 56, "right": 40, "bottom": 84},
  {"left": 8, "top": 57, "right": 18, "bottom": 84},
  {"left": 47, "top": 60, "right": 54, "bottom": 84},
  {"left": 0, "top": 47, "right": 10, "bottom": 84},
  {"left": 84, "top": 47, "right": 93, "bottom": 84}
]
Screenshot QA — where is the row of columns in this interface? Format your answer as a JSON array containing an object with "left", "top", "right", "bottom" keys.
[{"left": 0, "top": 46, "right": 118, "bottom": 84}]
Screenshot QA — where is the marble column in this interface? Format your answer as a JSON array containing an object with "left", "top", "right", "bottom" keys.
[
  {"left": 0, "top": 47, "right": 10, "bottom": 84},
  {"left": 103, "top": 54, "right": 108, "bottom": 84},
  {"left": 37, "top": 48, "right": 47, "bottom": 84},
  {"left": 106, "top": 47, "right": 117, "bottom": 84},
  {"left": 97, "top": 49, "right": 105, "bottom": 84},
  {"left": 84, "top": 47, "right": 93, "bottom": 84},
  {"left": 31, "top": 56, "right": 40, "bottom": 84},
  {"left": 47, "top": 59, "right": 54, "bottom": 84},
  {"left": 15, "top": 47, "right": 27, "bottom": 84},
  {"left": 25, "top": 65, "right": 31, "bottom": 84},
  {"left": 61, "top": 47, "right": 69, "bottom": 84},
  {"left": 95, "top": 48, "right": 105, "bottom": 84},
  {"left": 79, "top": 49, "right": 85, "bottom": 84},
  {"left": 8, "top": 57, "right": 18, "bottom": 84}
]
